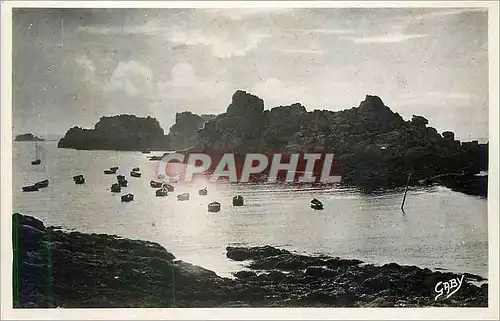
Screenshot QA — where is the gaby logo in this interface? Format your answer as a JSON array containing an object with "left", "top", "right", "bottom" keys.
[
  {"left": 434, "top": 275, "right": 465, "bottom": 300},
  {"left": 155, "top": 152, "right": 341, "bottom": 183}
]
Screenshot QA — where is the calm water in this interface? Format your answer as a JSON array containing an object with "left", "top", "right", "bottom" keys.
[{"left": 12, "top": 142, "right": 488, "bottom": 278}]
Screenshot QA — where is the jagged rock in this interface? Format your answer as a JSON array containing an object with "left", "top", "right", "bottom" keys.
[{"left": 168, "top": 112, "right": 215, "bottom": 150}]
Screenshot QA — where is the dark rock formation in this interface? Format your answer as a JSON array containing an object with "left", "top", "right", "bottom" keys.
[
  {"left": 168, "top": 112, "right": 215, "bottom": 151},
  {"left": 15, "top": 133, "right": 44, "bottom": 141},
  {"left": 58, "top": 115, "right": 169, "bottom": 151},
  {"left": 14, "top": 214, "right": 487, "bottom": 308},
  {"left": 195, "top": 92, "right": 488, "bottom": 196}
]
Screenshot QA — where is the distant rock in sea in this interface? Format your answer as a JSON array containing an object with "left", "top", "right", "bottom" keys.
[
  {"left": 58, "top": 115, "right": 169, "bottom": 151},
  {"left": 14, "top": 133, "right": 44, "bottom": 141}
]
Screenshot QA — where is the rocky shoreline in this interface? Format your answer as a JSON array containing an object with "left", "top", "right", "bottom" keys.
[{"left": 13, "top": 213, "right": 488, "bottom": 308}]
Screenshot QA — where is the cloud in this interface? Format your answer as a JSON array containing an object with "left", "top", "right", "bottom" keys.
[
  {"left": 285, "top": 28, "right": 357, "bottom": 35},
  {"left": 167, "top": 30, "right": 267, "bottom": 59},
  {"left": 106, "top": 61, "right": 154, "bottom": 96},
  {"left": 77, "top": 20, "right": 163, "bottom": 35},
  {"left": 342, "top": 33, "right": 428, "bottom": 44},
  {"left": 252, "top": 78, "right": 306, "bottom": 106},
  {"left": 275, "top": 48, "right": 326, "bottom": 55},
  {"left": 409, "top": 7, "right": 488, "bottom": 21},
  {"left": 206, "top": 8, "right": 294, "bottom": 21},
  {"left": 158, "top": 63, "right": 227, "bottom": 101},
  {"left": 74, "top": 55, "right": 96, "bottom": 83}
]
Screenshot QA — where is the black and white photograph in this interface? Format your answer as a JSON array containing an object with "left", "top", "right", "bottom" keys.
[{"left": 1, "top": 1, "right": 498, "bottom": 319}]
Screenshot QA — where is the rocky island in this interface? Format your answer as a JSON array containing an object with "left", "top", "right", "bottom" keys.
[
  {"left": 194, "top": 91, "right": 488, "bottom": 196},
  {"left": 14, "top": 133, "right": 44, "bottom": 141},
  {"left": 57, "top": 91, "right": 488, "bottom": 196},
  {"left": 13, "top": 213, "right": 487, "bottom": 308},
  {"left": 58, "top": 115, "right": 169, "bottom": 151}
]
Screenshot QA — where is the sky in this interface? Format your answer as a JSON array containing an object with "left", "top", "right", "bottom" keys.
[{"left": 11, "top": 6, "right": 489, "bottom": 141}]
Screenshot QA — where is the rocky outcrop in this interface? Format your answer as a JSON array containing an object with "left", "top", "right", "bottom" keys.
[
  {"left": 195, "top": 92, "right": 488, "bottom": 195},
  {"left": 168, "top": 112, "right": 215, "bottom": 151},
  {"left": 14, "top": 214, "right": 487, "bottom": 308},
  {"left": 58, "top": 115, "right": 169, "bottom": 151},
  {"left": 15, "top": 133, "right": 44, "bottom": 141}
]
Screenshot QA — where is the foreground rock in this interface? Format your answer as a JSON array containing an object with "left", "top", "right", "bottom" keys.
[
  {"left": 15, "top": 133, "right": 44, "bottom": 141},
  {"left": 13, "top": 214, "right": 488, "bottom": 308}
]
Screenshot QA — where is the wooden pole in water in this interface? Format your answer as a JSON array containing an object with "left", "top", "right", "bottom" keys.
[{"left": 401, "top": 172, "right": 412, "bottom": 211}]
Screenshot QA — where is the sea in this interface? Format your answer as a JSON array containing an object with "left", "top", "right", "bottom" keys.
[{"left": 12, "top": 141, "right": 489, "bottom": 279}]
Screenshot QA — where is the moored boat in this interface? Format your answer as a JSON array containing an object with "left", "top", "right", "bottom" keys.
[
  {"left": 199, "top": 187, "right": 208, "bottom": 196},
  {"left": 117, "top": 175, "right": 125, "bottom": 180},
  {"left": 111, "top": 183, "right": 121, "bottom": 193},
  {"left": 31, "top": 141, "right": 42, "bottom": 165},
  {"left": 104, "top": 168, "right": 117, "bottom": 174},
  {"left": 22, "top": 185, "right": 39, "bottom": 192},
  {"left": 130, "top": 171, "right": 142, "bottom": 178},
  {"left": 208, "top": 201, "right": 221, "bottom": 212},
  {"left": 150, "top": 181, "right": 163, "bottom": 188},
  {"left": 121, "top": 194, "right": 134, "bottom": 202},
  {"left": 177, "top": 193, "right": 190, "bottom": 201},
  {"left": 117, "top": 178, "right": 128, "bottom": 187},
  {"left": 232, "top": 195, "right": 244, "bottom": 206},
  {"left": 163, "top": 183, "right": 174, "bottom": 192},
  {"left": 132, "top": 167, "right": 140, "bottom": 172},
  {"left": 35, "top": 179, "right": 49, "bottom": 188},
  {"left": 73, "top": 175, "right": 85, "bottom": 184},
  {"left": 74, "top": 177, "right": 85, "bottom": 184},
  {"left": 156, "top": 188, "right": 168, "bottom": 197},
  {"left": 110, "top": 166, "right": 119, "bottom": 171},
  {"left": 310, "top": 198, "right": 324, "bottom": 210}
]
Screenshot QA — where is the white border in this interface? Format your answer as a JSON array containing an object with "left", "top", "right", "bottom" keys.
[{"left": 1, "top": 1, "right": 498, "bottom": 320}]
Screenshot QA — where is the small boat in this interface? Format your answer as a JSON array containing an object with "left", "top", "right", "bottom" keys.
[
  {"left": 132, "top": 167, "right": 140, "bottom": 172},
  {"left": 163, "top": 183, "right": 174, "bottom": 192},
  {"left": 104, "top": 168, "right": 117, "bottom": 174},
  {"left": 149, "top": 156, "right": 162, "bottom": 161},
  {"left": 130, "top": 171, "right": 142, "bottom": 178},
  {"left": 150, "top": 181, "right": 163, "bottom": 188},
  {"left": 73, "top": 175, "right": 84, "bottom": 180},
  {"left": 74, "top": 177, "right": 85, "bottom": 184},
  {"left": 110, "top": 166, "right": 119, "bottom": 171},
  {"left": 117, "top": 179, "right": 128, "bottom": 187},
  {"left": 232, "top": 195, "right": 244, "bottom": 206},
  {"left": 111, "top": 183, "right": 121, "bottom": 193},
  {"left": 177, "top": 193, "right": 190, "bottom": 201},
  {"left": 156, "top": 188, "right": 168, "bottom": 197},
  {"left": 142, "top": 150, "right": 151, "bottom": 154},
  {"left": 310, "top": 198, "right": 324, "bottom": 210},
  {"left": 22, "top": 185, "right": 39, "bottom": 192},
  {"left": 35, "top": 179, "right": 49, "bottom": 188},
  {"left": 208, "top": 201, "right": 221, "bottom": 212},
  {"left": 117, "top": 175, "right": 126, "bottom": 180},
  {"left": 121, "top": 194, "right": 134, "bottom": 202},
  {"left": 31, "top": 142, "right": 42, "bottom": 165},
  {"left": 199, "top": 188, "right": 208, "bottom": 196}
]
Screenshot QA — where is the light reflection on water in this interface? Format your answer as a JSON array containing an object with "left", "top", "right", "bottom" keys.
[{"left": 12, "top": 142, "right": 488, "bottom": 278}]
